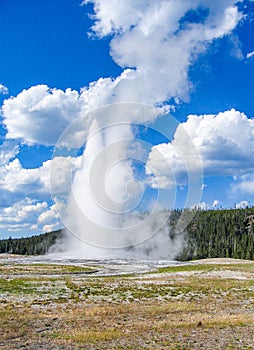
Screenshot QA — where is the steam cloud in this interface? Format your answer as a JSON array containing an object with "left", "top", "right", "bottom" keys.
[{"left": 49, "top": 1, "right": 244, "bottom": 259}]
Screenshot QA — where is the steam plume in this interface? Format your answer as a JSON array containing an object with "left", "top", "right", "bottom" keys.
[{"left": 50, "top": 1, "right": 243, "bottom": 258}]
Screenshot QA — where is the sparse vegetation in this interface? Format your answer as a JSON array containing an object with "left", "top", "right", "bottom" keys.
[
  {"left": 0, "top": 259, "right": 254, "bottom": 349},
  {"left": 1, "top": 208, "right": 254, "bottom": 348}
]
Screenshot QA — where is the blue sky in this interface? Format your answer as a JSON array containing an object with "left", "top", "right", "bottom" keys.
[{"left": 0, "top": 0, "right": 254, "bottom": 238}]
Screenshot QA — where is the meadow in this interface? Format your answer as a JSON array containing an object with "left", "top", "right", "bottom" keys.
[{"left": 0, "top": 256, "right": 254, "bottom": 349}]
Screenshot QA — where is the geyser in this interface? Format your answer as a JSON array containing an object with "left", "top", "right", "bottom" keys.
[
  {"left": 49, "top": 0, "right": 240, "bottom": 258},
  {"left": 50, "top": 104, "right": 203, "bottom": 258}
]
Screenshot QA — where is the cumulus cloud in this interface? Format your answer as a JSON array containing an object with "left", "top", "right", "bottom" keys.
[
  {"left": 84, "top": 1, "right": 243, "bottom": 39},
  {"left": 147, "top": 109, "right": 254, "bottom": 188},
  {"left": 0, "top": 84, "right": 9, "bottom": 95},
  {"left": 0, "top": 153, "right": 82, "bottom": 232},
  {"left": 1, "top": 2, "right": 246, "bottom": 147},
  {"left": 1, "top": 77, "right": 158, "bottom": 147},
  {"left": 0, "top": 198, "right": 62, "bottom": 234},
  {"left": 0, "top": 149, "right": 69, "bottom": 234},
  {"left": 0, "top": 158, "right": 49, "bottom": 195},
  {"left": 0, "top": 155, "right": 81, "bottom": 198},
  {"left": 0, "top": 198, "right": 46, "bottom": 230},
  {"left": 38, "top": 201, "right": 65, "bottom": 232},
  {"left": 1, "top": 85, "right": 84, "bottom": 146},
  {"left": 1, "top": 2, "right": 244, "bottom": 148}
]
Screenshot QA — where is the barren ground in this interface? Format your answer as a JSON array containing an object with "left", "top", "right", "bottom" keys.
[{"left": 0, "top": 256, "right": 254, "bottom": 349}]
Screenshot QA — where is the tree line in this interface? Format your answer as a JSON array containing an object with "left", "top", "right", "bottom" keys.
[
  {"left": 0, "top": 230, "right": 61, "bottom": 255},
  {"left": 0, "top": 207, "right": 253, "bottom": 260},
  {"left": 174, "top": 207, "right": 254, "bottom": 261}
]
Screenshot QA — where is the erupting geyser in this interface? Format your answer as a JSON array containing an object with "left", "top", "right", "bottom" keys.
[
  {"left": 49, "top": 0, "right": 239, "bottom": 258},
  {"left": 50, "top": 104, "right": 202, "bottom": 259}
]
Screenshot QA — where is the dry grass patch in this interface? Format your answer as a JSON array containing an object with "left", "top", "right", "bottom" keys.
[
  {"left": 58, "top": 329, "right": 124, "bottom": 343},
  {"left": 1, "top": 260, "right": 254, "bottom": 349}
]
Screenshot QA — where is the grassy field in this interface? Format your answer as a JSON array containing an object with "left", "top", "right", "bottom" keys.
[{"left": 0, "top": 257, "right": 254, "bottom": 349}]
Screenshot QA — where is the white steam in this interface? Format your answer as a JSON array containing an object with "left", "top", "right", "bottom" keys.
[{"left": 50, "top": 0, "right": 244, "bottom": 258}]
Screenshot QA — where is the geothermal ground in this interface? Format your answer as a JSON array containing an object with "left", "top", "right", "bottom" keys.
[{"left": 0, "top": 255, "right": 254, "bottom": 349}]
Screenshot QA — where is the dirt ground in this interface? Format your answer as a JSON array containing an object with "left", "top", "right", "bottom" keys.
[{"left": 0, "top": 256, "right": 254, "bottom": 349}]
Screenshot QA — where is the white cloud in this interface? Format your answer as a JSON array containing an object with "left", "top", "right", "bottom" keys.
[
  {"left": 0, "top": 198, "right": 62, "bottom": 234},
  {"left": 1, "top": 2, "right": 245, "bottom": 148},
  {"left": 0, "top": 155, "right": 82, "bottom": 197},
  {"left": 0, "top": 76, "right": 163, "bottom": 149},
  {"left": 147, "top": 109, "right": 254, "bottom": 188},
  {"left": 1, "top": 2, "right": 245, "bottom": 149},
  {"left": 84, "top": 1, "right": 243, "bottom": 39},
  {"left": 38, "top": 201, "right": 65, "bottom": 232},
  {"left": 0, "top": 198, "right": 46, "bottom": 226},
  {"left": 84, "top": 0, "right": 243, "bottom": 104},
  {"left": 192, "top": 201, "right": 208, "bottom": 210},
  {"left": 38, "top": 205, "right": 58, "bottom": 224},
  {"left": 232, "top": 174, "right": 254, "bottom": 194},
  {"left": 247, "top": 51, "right": 254, "bottom": 59},
  {"left": 1, "top": 77, "right": 157, "bottom": 147},
  {"left": 0, "top": 143, "right": 81, "bottom": 234},
  {"left": 0, "top": 140, "right": 19, "bottom": 166},
  {"left": 0, "top": 161, "right": 33, "bottom": 205},
  {"left": 192, "top": 200, "right": 221, "bottom": 210},
  {"left": 0, "top": 84, "right": 9, "bottom": 95},
  {"left": 235, "top": 200, "right": 249, "bottom": 209},
  {"left": 1, "top": 85, "right": 84, "bottom": 146},
  {"left": 212, "top": 200, "right": 220, "bottom": 208},
  {"left": 0, "top": 158, "right": 47, "bottom": 194}
]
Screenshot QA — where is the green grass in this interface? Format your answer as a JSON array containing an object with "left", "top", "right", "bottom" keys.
[
  {"left": 0, "top": 278, "right": 41, "bottom": 294},
  {"left": 0, "top": 263, "right": 96, "bottom": 275},
  {"left": 156, "top": 262, "right": 254, "bottom": 274}
]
